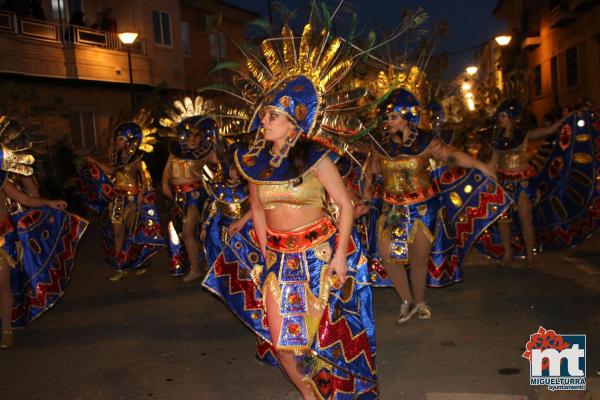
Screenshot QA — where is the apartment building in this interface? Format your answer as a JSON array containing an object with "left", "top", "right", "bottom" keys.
[
  {"left": 0, "top": 0, "right": 256, "bottom": 152},
  {"left": 493, "top": 0, "right": 600, "bottom": 121}
]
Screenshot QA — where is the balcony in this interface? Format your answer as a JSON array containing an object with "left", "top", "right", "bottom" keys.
[
  {"left": 549, "top": 5, "right": 577, "bottom": 28},
  {"left": 521, "top": 36, "right": 542, "bottom": 50},
  {"left": 0, "top": 10, "right": 151, "bottom": 85}
]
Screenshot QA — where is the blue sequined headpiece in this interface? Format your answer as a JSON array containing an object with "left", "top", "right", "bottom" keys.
[
  {"left": 250, "top": 75, "right": 319, "bottom": 135},
  {"left": 177, "top": 115, "right": 218, "bottom": 143},
  {"left": 495, "top": 99, "right": 522, "bottom": 120},
  {"left": 382, "top": 88, "right": 421, "bottom": 126},
  {"left": 425, "top": 100, "right": 445, "bottom": 126},
  {"left": 115, "top": 122, "right": 143, "bottom": 146},
  {"left": 111, "top": 110, "right": 157, "bottom": 165}
]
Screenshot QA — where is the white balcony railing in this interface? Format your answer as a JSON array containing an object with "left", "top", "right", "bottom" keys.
[{"left": 0, "top": 10, "right": 146, "bottom": 54}]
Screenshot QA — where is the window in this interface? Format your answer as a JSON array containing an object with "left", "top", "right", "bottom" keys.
[
  {"left": 152, "top": 10, "right": 171, "bottom": 46},
  {"left": 521, "top": 7, "right": 540, "bottom": 37},
  {"left": 209, "top": 31, "right": 226, "bottom": 61},
  {"left": 551, "top": 56, "right": 558, "bottom": 95},
  {"left": 51, "top": 0, "right": 65, "bottom": 21},
  {"left": 68, "top": 110, "right": 97, "bottom": 150},
  {"left": 532, "top": 65, "right": 542, "bottom": 97},
  {"left": 566, "top": 46, "right": 578, "bottom": 87},
  {"left": 68, "top": 0, "right": 82, "bottom": 14},
  {"left": 181, "top": 22, "right": 191, "bottom": 57}
]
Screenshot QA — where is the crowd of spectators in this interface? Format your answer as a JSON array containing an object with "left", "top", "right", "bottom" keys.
[
  {"left": 1, "top": 1, "right": 117, "bottom": 36},
  {"left": 1, "top": 0, "right": 45, "bottom": 20},
  {"left": 542, "top": 96, "right": 594, "bottom": 126}
]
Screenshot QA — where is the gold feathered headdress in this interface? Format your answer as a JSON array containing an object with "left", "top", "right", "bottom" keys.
[
  {"left": 0, "top": 115, "right": 35, "bottom": 176},
  {"left": 204, "top": 22, "right": 374, "bottom": 165},
  {"left": 110, "top": 109, "right": 157, "bottom": 165}
]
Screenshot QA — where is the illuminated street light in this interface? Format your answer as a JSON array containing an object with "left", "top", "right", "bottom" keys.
[
  {"left": 118, "top": 32, "right": 139, "bottom": 45},
  {"left": 462, "top": 82, "right": 472, "bottom": 91},
  {"left": 118, "top": 32, "right": 139, "bottom": 109},
  {"left": 465, "top": 66, "right": 478, "bottom": 76},
  {"left": 466, "top": 95, "right": 476, "bottom": 111},
  {"left": 495, "top": 35, "right": 512, "bottom": 46}
]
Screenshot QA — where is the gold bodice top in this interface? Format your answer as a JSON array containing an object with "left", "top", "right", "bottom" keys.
[
  {"left": 496, "top": 139, "right": 530, "bottom": 172},
  {"left": 169, "top": 157, "right": 204, "bottom": 180},
  {"left": 256, "top": 170, "right": 325, "bottom": 209},
  {"left": 380, "top": 154, "right": 432, "bottom": 195},
  {"left": 114, "top": 163, "right": 139, "bottom": 190}
]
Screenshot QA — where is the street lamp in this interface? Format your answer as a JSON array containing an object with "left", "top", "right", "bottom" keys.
[
  {"left": 461, "top": 82, "right": 472, "bottom": 91},
  {"left": 118, "top": 32, "right": 139, "bottom": 109},
  {"left": 465, "top": 66, "right": 478, "bottom": 76},
  {"left": 494, "top": 35, "right": 512, "bottom": 46}
]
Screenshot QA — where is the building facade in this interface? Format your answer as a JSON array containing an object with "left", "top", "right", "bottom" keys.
[
  {"left": 493, "top": 0, "right": 600, "bottom": 121},
  {"left": 0, "top": 0, "right": 255, "bottom": 153}
]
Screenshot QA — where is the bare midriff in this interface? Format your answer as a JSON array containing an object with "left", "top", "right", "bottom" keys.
[{"left": 264, "top": 206, "right": 325, "bottom": 232}]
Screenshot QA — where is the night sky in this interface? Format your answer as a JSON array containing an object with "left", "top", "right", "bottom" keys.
[{"left": 222, "top": 0, "right": 507, "bottom": 78}]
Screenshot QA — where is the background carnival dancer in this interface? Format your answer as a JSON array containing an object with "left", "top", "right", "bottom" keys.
[
  {"left": 160, "top": 96, "right": 218, "bottom": 281},
  {"left": 481, "top": 100, "right": 580, "bottom": 267},
  {"left": 202, "top": 22, "right": 378, "bottom": 399},
  {"left": 200, "top": 140, "right": 250, "bottom": 270},
  {"left": 364, "top": 87, "right": 503, "bottom": 323},
  {"left": 79, "top": 110, "right": 164, "bottom": 281},
  {"left": 424, "top": 100, "right": 454, "bottom": 145},
  {"left": 0, "top": 116, "right": 88, "bottom": 349}
]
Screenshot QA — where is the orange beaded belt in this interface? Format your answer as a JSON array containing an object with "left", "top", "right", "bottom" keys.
[
  {"left": 173, "top": 181, "right": 203, "bottom": 193},
  {"left": 115, "top": 186, "right": 140, "bottom": 195},
  {"left": 383, "top": 186, "right": 436, "bottom": 206},
  {"left": 498, "top": 166, "right": 536, "bottom": 181},
  {"left": 266, "top": 216, "right": 336, "bottom": 252}
]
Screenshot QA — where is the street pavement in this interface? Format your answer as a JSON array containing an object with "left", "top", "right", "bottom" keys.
[{"left": 0, "top": 223, "right": 598, "bottom": 400}]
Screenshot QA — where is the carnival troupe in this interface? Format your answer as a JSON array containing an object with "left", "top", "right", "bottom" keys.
[{"left": 1, "top": 4, "right": 599, "bottom": 400}]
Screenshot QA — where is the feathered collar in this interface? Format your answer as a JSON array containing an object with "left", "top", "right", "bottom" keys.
[{"left": 234, "top": 142, "right": 333, "bottom": 184}]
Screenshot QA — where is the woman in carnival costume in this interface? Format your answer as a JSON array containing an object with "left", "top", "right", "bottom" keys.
[
  {"left": 0, "top": 116, "right": 88, "bottom": 348},
  {"left": 202, "top": 23, "right": 378, "bottom": 399},
  {"left": 475, "top": 99, "right": 599, "bottom": 266},
  {"left": 364, "top": 84, "right": 510, "bottom": 323},
  {"left": 160, "top": 96, "right": 218, "bottom": 281},
  {"left": 79, "top": 111, "right": 164, "bottom": 281},
  {"left": 201, "top": 139, "right": 251, "bottom": 270}
]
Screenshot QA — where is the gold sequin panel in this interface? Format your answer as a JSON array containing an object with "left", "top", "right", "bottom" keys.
[
  {"left": 169, "top": 158, "right": 205, "bottom": 180},
  {"left": 257, "top": 170, "right": 325, "bottom": 209},
  {"left": 380, "top": 154, "right": 432, "bottom": 195},
  {"left": 114, "top": 164, "right": 139, "bottom": 189},
  {"left": 497, "top": 141, "right": 530, "bottom": 172}
]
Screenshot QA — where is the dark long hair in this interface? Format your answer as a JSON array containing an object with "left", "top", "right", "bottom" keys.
[{"left": 286, "top": 138, "right": 313, "bottom": 179}]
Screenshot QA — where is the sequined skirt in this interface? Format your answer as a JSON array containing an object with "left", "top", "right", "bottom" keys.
[
  {"left": 203, "top": 216, "right": 378, "bottom": 398},
  {"left": 0, "top": 216, "right": 18, "bottom": 268},
  {"left": 498, "top": 166, "right": 537, "bottom": 205},
  {"left": 377, "top": 196, "right": 437, "bottom": 264},
  {"left": 173, "top": 182, "right": 206, "bottom": 213}
]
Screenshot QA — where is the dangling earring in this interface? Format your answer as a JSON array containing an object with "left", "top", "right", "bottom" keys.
[{"left": 269, "top": 127, "right": 300, "bottom": 168}]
